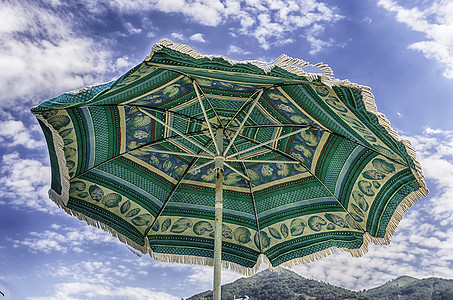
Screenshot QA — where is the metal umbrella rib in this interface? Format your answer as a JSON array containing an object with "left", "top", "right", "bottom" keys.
[
  {"left": 236, "top": 132, "right": 367, "bottom": 233},
  {"left": 32, "top": 39, "right": 427, "bottom": 300}
]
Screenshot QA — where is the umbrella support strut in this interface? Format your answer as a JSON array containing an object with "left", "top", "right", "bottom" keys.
[{"left": 213, "top": 128, "right": 224, "bottom": 300}]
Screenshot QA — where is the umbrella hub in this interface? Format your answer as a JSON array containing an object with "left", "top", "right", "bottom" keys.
[{"left": 214, "top": 156, "right": 225, "bottom": 173}]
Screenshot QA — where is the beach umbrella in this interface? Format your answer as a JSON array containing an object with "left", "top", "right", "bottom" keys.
[{"left": 32, "top": 39, "right": 428, "bottom": 299}]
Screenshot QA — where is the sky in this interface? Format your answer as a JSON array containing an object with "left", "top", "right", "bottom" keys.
[{"left": 1, "top": 0, "right": 453, "bottom": 299}]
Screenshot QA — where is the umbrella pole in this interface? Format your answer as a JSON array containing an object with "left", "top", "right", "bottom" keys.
[{"left": 213, "top": 128, "right": 224, "bottom": 300}]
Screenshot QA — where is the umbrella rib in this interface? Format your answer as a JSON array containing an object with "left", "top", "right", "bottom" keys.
[
  {"left": 192, "top": 80, "right": 221, "bottom": 155},
  {"left": 123, "top": 104, "right": 207, "bottom": 126},
  {"left": 223, "top": 89, "right": 263, "bottom": 129},
  {"left": 45, "top": 104, "right": 207, "bottom": 126},
  {"left": 237, "top": 133, "right": 367, "bottom": 233},
  {"left": 224, "top": 125, "right": 312, "bottom": 159},
  {"left": 71, "top": 131, "right": 211, "bottom": 179},
  {"left": 138, "top": 107, "right": 216, "bottom": 156},
  {"left": 230, "top": 124, "right": 314, "bottom": 129},
  {"left": 139, "top": 148, "right": 213, "bottom": 159},
  {"left": 223, "top": 162, "right": 250, "bottom": 181},
  {"left": 243, "top": 171, "right": 263, "bottom": 254},
  {"left": 223, "top": 89, "right": 264, "bottom": 156},
  {"left": 226, "top": 159, "right": 300, "bottom": 164},
  {"left": 144, "top": 141, "right": 215, "bottom": 238},
  {"left": 191, "top": 80, "right": 223, "bottom": 129},
  {"left": 139, "top": 62, "right": 224, "bottom": 128},
  {"left": 187, "top": 159, "right": 215, "bottom": 175}
]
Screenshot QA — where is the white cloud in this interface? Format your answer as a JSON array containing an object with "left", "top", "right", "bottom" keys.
[
  {"left": 186, "top": 265, "right": 243, "bottom": 286},
  {"left": 378, "top": 0, "right": 453, "bottom": 79},
  {"left": 0, "top": 0, "right": 345, "bottom": 109},
  {"left": 13, "top": 223, "right": 117, "bottom": 254},
  {"left": 100, "top": 0, "right": 343, "bottom": 51},
  {"left": 305, "top": 23, "right": 333, "bottom": 55},
  {"left": 171, "top": 32, "right": 185, "bottom": 41},
  {"left": 28, "top": 283, "right": 180, "bottom": 300},
  {"left": 124, "top": 22, "right": 142, "bottom": 35},
  {"left": 0, "top": 120, "right": 45, "bottom": 149},
  {"left": 0, "top": 152, "right": 56, "bottom": 212},
  {"left": 227, "top": 45, "right": 251, "bottom": 55},
  {"left": 0, "top": 1, "right": 126, "bottom": 107},
  {"left": 408, "top": 128, "right": 453, "bottom": 220},
  {"left": 27, "top": 259, "right": 180, "bottom": 300},
  {"left": 189, "top": 33, "right": 206, "bottom": 43},
  {"left": 105, "top": 0, "right": 225, "bottom": 26}
]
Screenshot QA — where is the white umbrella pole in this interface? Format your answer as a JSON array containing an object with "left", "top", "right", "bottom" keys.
[{"left": 213, "top": 128, "right": 224, "bottom": 300}]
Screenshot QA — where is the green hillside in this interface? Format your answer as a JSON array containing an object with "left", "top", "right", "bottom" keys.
[
  {"left": 187, "top": 268, "right": 369, "bottom": 300},
  {"left": 362, "top": 276, "right": 453, "bottom": 299},
  {"left": 187, "top": 270, "right": 453, "bottom": 300}
]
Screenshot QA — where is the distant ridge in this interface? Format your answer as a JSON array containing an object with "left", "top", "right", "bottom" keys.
[
  {"left": 187, "top": 268, "right": 368, "bottom": 299},
  {"left": 362, "top": 276, "right": 453, "bottom": 299},
  {"left": 187, "top": 271, "right": 453, "bottom": 300}
]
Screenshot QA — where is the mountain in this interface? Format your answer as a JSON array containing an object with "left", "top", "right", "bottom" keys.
[
  {"left": 187, "top": 270, "right": 453, "bottom": 300},
  {"left": 187, "top": 268, "right": 369, "bottom": 300},
  {"left": 362, "top": 276, "right": 453, "bottom": 299}
]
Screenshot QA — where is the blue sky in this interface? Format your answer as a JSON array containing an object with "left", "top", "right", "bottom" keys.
[{"left": 1, "top": 0, "right": 453, "bottom": 299}]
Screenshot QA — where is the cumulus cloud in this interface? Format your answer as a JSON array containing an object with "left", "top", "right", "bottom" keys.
[
  {"left": 408, "top": 128, "right": 453, "bottom": 221},
  {"left": 0, "top": 0, "right": 344, "bottom": 109},
  {"left": 124, "top": 22, "right": 142, "bottom": 35},
  {"left": 94, "top": 0, "right": 342, "bottom": 51},
  {"left": 189, "top": 33, "right": 206, "bottom": 43},
  {"left": 0, "top": 119, "right": 45, "bottom": 149},
  {"left": 27, "top": 259, "right": 180, "bottom": 300},
  {"left": 28, "top": 283, "right": 180, "bottom": 300},
  {"left": 223, "top": 0, "right": 343, "bottom": 50},
  {"left": 13, "top": 223, "right": 118, "bottom": 254},
  {"left": 227, "top": 45, "right": 251, "bottom": 55},
  {"left": 0, "top": 152, "right": 56, "bottom": 212},
  {"left": 305, "top": 23, "right": 334, "bottom": 55},
  {"left": 186, "top": 265, "right": 243, "bottom": 286},
  {"left": 0, "top": 0, "right": 129, "bottom": 107},
  {"left": 171, "top": 32, "right": 185, "bottom": 41},
  {"left": 378, "top": 0, "right": 453, "bottom": 79}
]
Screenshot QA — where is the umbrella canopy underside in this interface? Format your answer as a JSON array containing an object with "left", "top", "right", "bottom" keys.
[{"left": 32, "top": 39, "right": 428, "bottom": 275}]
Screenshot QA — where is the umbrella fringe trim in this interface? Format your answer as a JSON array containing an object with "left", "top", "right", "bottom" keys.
[
  {"left": 149, "top": 39, "right": 334, "bottom": 83},
  {"left": 149, "top": 251, "right": 264, "bottom": 277},
  {"left": 277, "top": 189, "right": 424, "bottom": 265},
  {"left": 343, "top": 189, "right": 424, "bottom": 258},
  {"left": 358, "top": 88, "right": 429, "bottom": 196},
  {"left": 370, "top": 189, "right": 424, "bottom": 246},
  {"left": 279, "top": 248, "right": 336, "bottom": 268},
  {"left": 34, "top": 114, "right": 71, "bottom": 206},
  {"left": 53, "top": 200, "right": 149, "bottom": 254},
  {"left": 33, "top": 39, "right": 429, "bottom": 275}
]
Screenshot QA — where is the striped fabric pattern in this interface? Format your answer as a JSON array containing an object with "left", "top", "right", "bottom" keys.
[{"left": 32, "top": 39, "right": 428, "bottom": 274}]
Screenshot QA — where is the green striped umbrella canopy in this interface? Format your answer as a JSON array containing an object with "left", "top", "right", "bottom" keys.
[{"left": 32, "top": 39, "right": 428, "bottom": 296}]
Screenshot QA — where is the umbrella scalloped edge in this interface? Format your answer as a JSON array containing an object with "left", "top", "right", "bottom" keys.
[
  {"left": 35, "top": 113, "right": 150, "bottom": 254},
  {"left": 145, "top": 39, "right": 429, "bottom": 272},
  {"left": 149, "top": 250, "right": 268, "bottom": 277},
  {"left": 148, "top": 39, "right": 333, "bottom": 83},
  {"left": 34, "top": 39, "right": 429, "bottom": 275},
  {"left": 279, "top": 188, "right": 425, "bottom": 269},
  {"left": 34, "top": 113, "right": 71, "bottom": 207}
]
